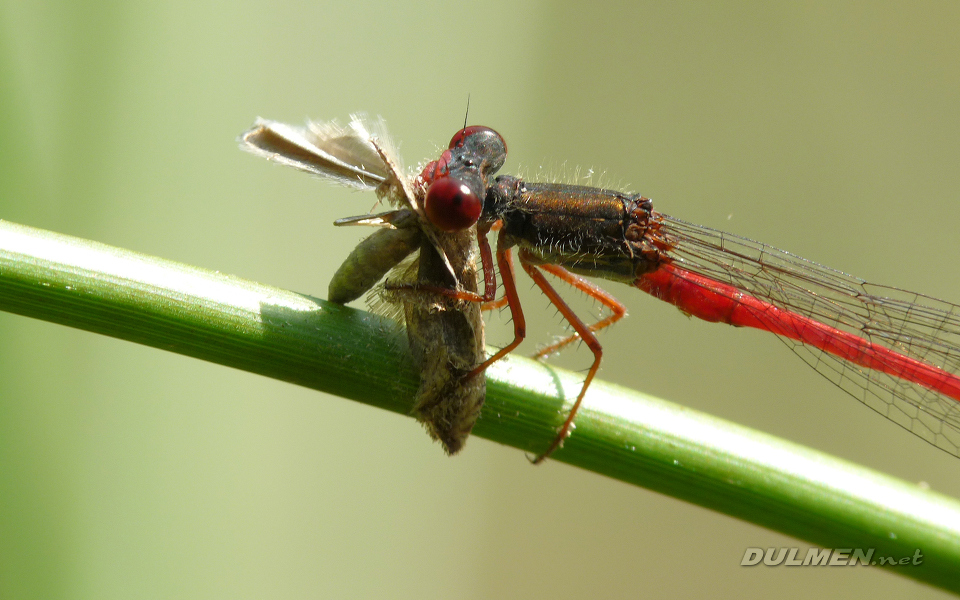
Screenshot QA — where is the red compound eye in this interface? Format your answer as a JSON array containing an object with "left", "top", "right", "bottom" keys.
[
  {"left": 424, "top": 177, "right": 482, "bottom": 232},
  {"left": 448, "top": 125, "right": 507, "bottom": 154}
]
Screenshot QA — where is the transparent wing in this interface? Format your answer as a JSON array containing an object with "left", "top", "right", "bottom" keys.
[{"left": 656, "top": 213, "right": 960, "bottom": 456}]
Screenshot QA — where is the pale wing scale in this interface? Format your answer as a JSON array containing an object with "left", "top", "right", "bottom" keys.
[{"left": 239, "top": 116, "right": 387, "bottom": 189}]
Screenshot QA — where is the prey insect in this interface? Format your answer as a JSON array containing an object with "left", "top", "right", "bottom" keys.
[{"left": 240, "top": 115, "right": 495, "bottom": 453}]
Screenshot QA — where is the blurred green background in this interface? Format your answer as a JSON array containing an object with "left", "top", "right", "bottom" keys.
[{"left": 2, "top": 1, "right": 959, "bottom": 598}]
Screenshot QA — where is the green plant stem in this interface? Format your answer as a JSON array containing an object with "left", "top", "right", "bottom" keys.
[{"left": 2, "top": 219, "right": 959, "bottom": 591}]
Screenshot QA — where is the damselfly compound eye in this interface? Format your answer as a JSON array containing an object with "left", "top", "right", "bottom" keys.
[
  {"left": 449, "top": 125, "right": 507, "bottom": 154},
  {"left": 448, "top": 126, "right": 507, "bottom": 174},
  {"left": 424, "top": 176, "right": 482, "bottom": 232}
]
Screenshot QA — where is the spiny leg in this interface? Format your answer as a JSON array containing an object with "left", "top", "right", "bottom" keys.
[
  {"left": 518, "top": 250, "right": 605, "bottom": 464},
  {"left": 531, "top": 263, "right": 626, "bottom": 359}
]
